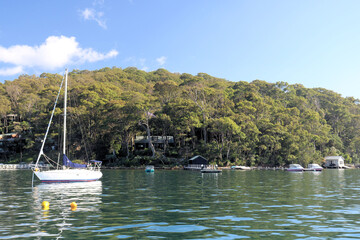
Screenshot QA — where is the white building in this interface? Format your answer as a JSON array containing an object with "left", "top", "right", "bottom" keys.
[{"left": 324, "top": 156, "right": 345, "bottom": 168}]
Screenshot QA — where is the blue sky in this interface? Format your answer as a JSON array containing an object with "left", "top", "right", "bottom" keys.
[{"left": 1, "top": 0, "right": 360, "bottom": 98}]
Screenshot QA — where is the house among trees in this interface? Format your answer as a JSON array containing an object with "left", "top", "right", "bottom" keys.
[
  {"left": 134, "top": 136, "right": 174, "bottom": 150},
  {"left": 0, "top": 133, "right": 23, "bottom": 154},
  {"left": 1, "top": 114, "right": 21, "bottom": 134},
  {"left": 185, "top": 155, "right": 221, "bottom": 172},
  {"left": 6, "top": 114, "right": 19, "bottom": 122},
  {"left": 324, "top": 156, "right": 345, "bottom": 168},
  {"left": 188, "top": 155, "right": 209, "bottom": 165}
]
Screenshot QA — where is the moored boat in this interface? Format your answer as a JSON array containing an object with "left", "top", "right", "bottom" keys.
[
  {"left": 231, "top": 166, "right": 251, "bottom": 170},
  {"left": 287, "top": 164, "right": 304, "bottom": 172},
  {"left": 201, "top": 165, "right": 222, "bottom": 173},
  {"left": 32, "top": 69, "right": 102, "bottom": 183},
  {"left": 304, "top": 163, "right": 323, "bottom": 171},
  {"left": 145, "top": 165, "right": 155, "bottom": 172}
]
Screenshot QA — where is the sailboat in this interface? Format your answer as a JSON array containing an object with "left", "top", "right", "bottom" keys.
[{"left": 32, "top": 69, "right": 102, "bottom": 183}]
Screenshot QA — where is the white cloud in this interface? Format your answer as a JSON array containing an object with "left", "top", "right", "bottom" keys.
[
  {"left": 156, "top": 56, "right": 167, "bottom": 66},
  {"left": 80, "top": 8, "right": 107, "bottom": 29},
  {"left": 81, "top": 8, "right": 94, "bottom": 20},
  {"left": 0, "top": 35, "right": 118, "bottom": 76},
  {"left": 0, "top": 66, "right": 23, "bottom": 76}
]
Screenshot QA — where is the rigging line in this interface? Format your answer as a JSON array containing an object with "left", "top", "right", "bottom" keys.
[
  {"left": 57, "top": 113, "right": 62, "bottom": 169},
  {"left": 34, "top": 72, "right": 65, "bottom": 168},
  {"left": 42, "top": 154, "right": 58, "bottom": 168}
]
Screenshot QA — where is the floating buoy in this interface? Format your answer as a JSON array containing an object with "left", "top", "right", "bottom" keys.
[
  {"left": 42, "top": 201, "right": 49, "bottom": 209},
  {"left": 70, "top": 202, "right": 77, "bottom": 210}
]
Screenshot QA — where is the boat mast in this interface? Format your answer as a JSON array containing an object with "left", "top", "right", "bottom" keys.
[
  {"left": 63, "top": 69, "right": 68, "bottom": 156},
  {"left": 34, "top": 71, "right": 66, "bottom": 168}
]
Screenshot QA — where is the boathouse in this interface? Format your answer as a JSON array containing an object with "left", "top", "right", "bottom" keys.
[
  {"left": 189, "top": 155, "right": 208, "bottom": 165},
  {"left": 324, "top": 156, "right": 345, "bottom": 168},
  {"left": 184, "top": 155, "right": 209, "bottom": 170},
  {"left": 184, "top": 155, "right": 221, "bottom": 172}
]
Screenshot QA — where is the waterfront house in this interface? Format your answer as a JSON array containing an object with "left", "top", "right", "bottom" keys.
[
  {"left": 134, "top": 136, "right": 174, "bottom": 150},
  {"left": 184, "top": 155, "right": 209, "bottom": 170},
  {"left": 324, "top": 156, "right": 345, "bottom": 168},
  {"left": 185, "top": 155, "right": 221, "bottom": 172},
  {"left": 188, "top": 155, "right": 209, "bottom": 165}
]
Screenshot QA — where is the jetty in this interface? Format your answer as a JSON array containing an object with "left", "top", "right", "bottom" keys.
[
  {"left": 0, "top": 163, "right": 50, "bottom": 170},
  {"left": 184, "top": 164, "right": 221, "bottom": 173}
]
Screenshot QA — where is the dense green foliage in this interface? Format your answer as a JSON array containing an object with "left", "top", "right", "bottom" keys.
[{"left": 1, "top": 67, "right": 359, "bottom": 167}]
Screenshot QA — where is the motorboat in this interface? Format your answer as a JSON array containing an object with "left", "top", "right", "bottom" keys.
[
  {"left": 305, "top": 163, "right": 323, "bottom": 171},
  {"left": 145, "top": 165, "right": 155, "bottom": 172},
  {"left": 287, "top": 164, "right": 304, "bottom": 172},
  {"left": 231, "top": 166, "right": 251, "bottom": 170}
]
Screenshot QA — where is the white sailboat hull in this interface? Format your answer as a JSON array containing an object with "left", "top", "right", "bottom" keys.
[{"left": 34, "top": 169, "right": 102, "bottom": 183}]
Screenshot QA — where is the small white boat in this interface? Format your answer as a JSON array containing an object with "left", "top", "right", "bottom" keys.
[
  {"left": 145, "top": 165, "right": 154, "bottom": 172},
  {"left": 287, "top": 164, "right": 304, "bottom": 172},
  {"left": 231, "top": 166, "right": 251, "bottom": 170},
  {"left": 305, "top": 163, "right": 323, "bottom": 171},
  {"left": 201, "top": 165, "right": 221, "bottom": 173}
]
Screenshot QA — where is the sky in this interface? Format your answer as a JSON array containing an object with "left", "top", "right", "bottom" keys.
[{"left": 1, "top": 0, "right": 360, "bottom": 98}]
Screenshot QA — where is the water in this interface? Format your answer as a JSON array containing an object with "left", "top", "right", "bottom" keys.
[{"left": 1, "top": 169, "right": 360, "bottom": 239}]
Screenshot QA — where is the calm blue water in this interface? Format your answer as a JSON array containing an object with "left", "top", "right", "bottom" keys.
[{"left": 1, "top": 169, "right": 360, "bottom": 239}]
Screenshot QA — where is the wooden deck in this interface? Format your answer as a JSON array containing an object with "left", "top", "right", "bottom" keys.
[{"left": 184, "top": 164, "right": 222, "bottom": 173}]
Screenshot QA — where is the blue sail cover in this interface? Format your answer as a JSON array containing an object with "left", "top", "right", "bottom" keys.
[{"left": 63, "top": 154, "right": 87, "bottom": 168}]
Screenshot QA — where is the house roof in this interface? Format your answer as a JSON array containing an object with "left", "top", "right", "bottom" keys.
[
  {"left": 189, "top": 155, "right": 203, "bottom": 161},
  {"left": 189, "top": 155, "right": 209, "bottom": 164},
  {"left": 135, "top": 136, "right": 174, "bottom": 144},
  {"left": 325, "top": 156, "right": 344, "bottom": 161}
]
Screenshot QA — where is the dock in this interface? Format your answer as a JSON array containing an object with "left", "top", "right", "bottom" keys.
[
  {"left": 201, "top": 168, "right": 222, "bottom": 173},
  {"left": 0, "top": 164, "right": 50, "bottom": 170},
  {"left": 184, "top": 164, "right": 222, "bottom": 173}
]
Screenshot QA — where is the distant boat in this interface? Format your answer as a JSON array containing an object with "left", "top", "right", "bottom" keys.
[
  {"left": 305, "top": 164, "right": 323, "bottom": 171},
  {"left": 287, "top": 164, "right": 304, "bottom": 172},
  {"left": 32, "top": 69, "right": 102, "bottom": 183},
  {"left": 231, "top": 166, "right": 251, "bottom": 170},
  {"left": 145, "top": 165, "right": 154, "bottom": 172},
  {"left": 201, "top": 165, "right": 222, "bottom": 173}
]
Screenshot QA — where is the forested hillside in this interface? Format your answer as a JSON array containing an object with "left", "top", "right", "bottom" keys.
[{"left": 1, "top": 67, "right": 359, "bottom": 167}]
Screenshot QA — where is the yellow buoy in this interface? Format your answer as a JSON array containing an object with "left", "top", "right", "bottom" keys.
[
  {"left": 42, "top": 201, "right": 49, "bottom": 209},
  {"left": 70, "top": 202, "right": 77, "bottom": 210}
]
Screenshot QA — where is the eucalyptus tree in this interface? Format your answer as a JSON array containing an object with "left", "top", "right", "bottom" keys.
[
  {"left": 163, "top": 98, "right": 201, "bottom": 151},
  {"left": 208, "top": 117, "right": 244, "bottom": 164},
  {"left": 0, "top": 95, "right": 11, "bottom": 133}
]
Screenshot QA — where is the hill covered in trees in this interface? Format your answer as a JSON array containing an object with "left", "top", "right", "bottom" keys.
[{"left": 1, "top": 67, "right": 359, "bottom": 167}]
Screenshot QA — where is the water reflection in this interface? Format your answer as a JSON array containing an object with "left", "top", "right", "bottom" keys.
[
  {"left": 31, "top": 181, "right": 102, "bottom": 239},
  {"left": 5, "top": 169, "right": 360, "bottom": 239}
]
